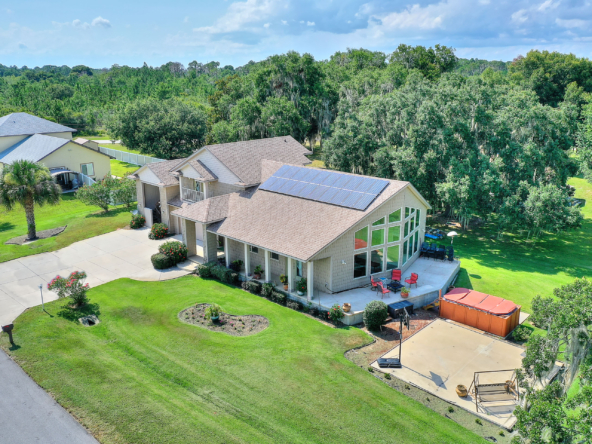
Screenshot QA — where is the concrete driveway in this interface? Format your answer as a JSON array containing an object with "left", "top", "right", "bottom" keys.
[{"left": 0, "top": 227, "right": 190, "bottom": 326}]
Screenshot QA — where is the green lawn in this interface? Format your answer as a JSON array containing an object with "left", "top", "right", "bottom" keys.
[
  {"left": 111, "top": 159, "right": 140, "bottom": 178},
  {"left": 100, "top": 142, "right": 153, "bottom": 156},
  {"left": 0, "top": 277, "right": 484, "bottom": 444},
  {"left": 453, "top": 177, "right": 592, "bottom": 313},
  {"left": 0, "top": 194, "right": 132, "bottom": 263}
]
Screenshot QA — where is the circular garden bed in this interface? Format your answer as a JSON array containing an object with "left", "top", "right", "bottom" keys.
[{"left": 178, "top": 303, "right": 269, "bottom": 336}]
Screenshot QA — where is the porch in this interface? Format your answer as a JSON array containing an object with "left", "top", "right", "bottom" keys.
[{"left": 50, "top": 168, "right": 95, "bottom": 192}]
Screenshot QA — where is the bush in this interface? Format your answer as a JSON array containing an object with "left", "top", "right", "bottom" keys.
[
  {"left": 149, "top": 223, "right": 168, "bottom": 240},
  {"left": 130, "top": 213, "right": 145, "bottom": 229},
  {"left": 204, "top": 303, "right": 222, "bottom": 320},
  {"left": 210, "top": 264, "right": 236, "bottom": 284},
  {"left": 230, "top": 259, "right": 243, "bottom": 272},
  {"left": 158, "top": 240, "right": 188, "bottom": 265},
  {"left": 261, "top": 282, "right": 274, "bottom": 298},
  {"left": 76, "top": 178, "right": 113, "bottom": 212},
  {"left": 197, "top": 262, "right": 213, "bottom": 278},
  {"left": 328, "top": 304, "right": 345, "bottom": 323},
  {"left": 151, "top": 253, "right": 172, "bottom": 269},
  {"left": 47, "top": 271, "right": 89, "bottom": 307},
  {"left": 287, "top": 300, "right": 301, "bottom": 311},
  {"left": 241, "top": 280, "right": 262, "bottom": 294},
  {"left": 272, "top": 291, "right": 287, "bottom": 305},
  {"left": 511, "top": 324, "right": 533, "bottom": 343},
  {"left": 363, "top": 300, "right": 388, "bottom": 331},
  {"left": 309, "top": 307, "right": 319, "bottom": 317},
  {"left": 297, "top": 277, "right": 307, "bottom": 294}
]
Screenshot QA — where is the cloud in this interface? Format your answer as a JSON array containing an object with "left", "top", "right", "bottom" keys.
[
  {"left": 194, "top": 0, "right": 280, "bottom": 34},
  {"left": 18, "top": 43, "right": 27, "bottom": 49},
  {"left": 184, "top": 17, "right": 189, "bottom": 24},
  {"left": 264, "top": 23, "right": 270, "bottom": 28},
  {"left": 555, "top": 18, "right": 589, "bottom": 29},
  {"left": 281, "top": 20, "right": 287, "bottom": 25},
  {"left": 307, "top": 21, "right": 315, "bottom": 26},
  {"left": 537, "top": 0, "right": 559, "bottom": 12},
  {"left": 91, "top": 17, "right": 111, "bottom": 28},
  {"left": 376, "top": 4, "right": 445, "bottom": 31},
  {"left": 511, "top": 9, "right": 529, "bottom": 24}
]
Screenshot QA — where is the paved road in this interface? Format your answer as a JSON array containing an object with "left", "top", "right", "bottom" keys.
[
  {"left": 0, "top": 227, "right": 188, "bottom": 326},
  {"left": 0, "top": 350, "right": 99, "bottom": 443}
]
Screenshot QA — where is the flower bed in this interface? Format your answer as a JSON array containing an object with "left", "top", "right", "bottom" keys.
[{"left": 178, "top": 303, "right": 269, "bottom": 336}]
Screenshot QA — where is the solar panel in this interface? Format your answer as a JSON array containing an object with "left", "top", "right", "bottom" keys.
[{"left": 259, "top": 165, "right": 389, "bottom": 211}]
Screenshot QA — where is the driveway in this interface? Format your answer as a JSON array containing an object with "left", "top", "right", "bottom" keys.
[
  {"left": 0, "top": 227, "right": 190, "bottom": 326},
  {"left": 0, "top": 350, "right": 99, "bottom": 443}
]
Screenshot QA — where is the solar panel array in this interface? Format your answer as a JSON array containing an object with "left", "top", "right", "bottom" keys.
[{"left": 259, "top": 165, "right": 389, "bottom": 211}]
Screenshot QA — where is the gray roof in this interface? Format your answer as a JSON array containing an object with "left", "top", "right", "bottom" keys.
[
  {"left": 0, "top": 113, "right": 76, "bottom": 137},
  {"left": 171, "top": 194, "right": 231, "bottom": 224},
  {"left": 146, "top": 159, "right": 185, "bottom": 186},
  {"left": 204, "top": 136, "right": 311, "bottom": 186},
  {"left": 0, "top": 134, "right": 70, "bottom": 164},
  {"left": 188, "top": 160, "right": 218, "bottom": 182}
]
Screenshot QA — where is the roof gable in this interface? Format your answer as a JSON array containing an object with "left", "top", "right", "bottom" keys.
[
  {"left": 0, "top": 134, "right": 70, "bottom": 164},
  {"left": 0, "top": 113, "right": 76, "bottom": 137}
]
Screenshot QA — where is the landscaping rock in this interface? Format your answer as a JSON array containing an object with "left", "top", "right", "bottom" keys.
[
  {"left": 78, "top": 315, "right": 100, "bottom": 327},
  {"left": 178, "top": 303, "right": 268, "bottom": 336}
]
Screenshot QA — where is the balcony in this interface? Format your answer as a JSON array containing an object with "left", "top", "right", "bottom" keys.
[{"left": 182, "top": 187, "right": 204, "bottom": 203}]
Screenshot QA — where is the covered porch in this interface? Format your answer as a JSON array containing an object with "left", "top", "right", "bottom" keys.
[{"left": 49, "top": 168, "right": 95, "bottom": 192}]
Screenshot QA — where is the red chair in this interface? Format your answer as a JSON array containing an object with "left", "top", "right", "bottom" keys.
[
  {"left": 371, "top": 276, "right": 379, "bottom": 292},
  {"left": 405, "top": 273, "right": 419, "bottom": 288},
  {"left": 391, "top": 269, "right": 402, "bottom": 283},
  {"left": 377, "top": 282, "right": 390, "bottom": 299}
]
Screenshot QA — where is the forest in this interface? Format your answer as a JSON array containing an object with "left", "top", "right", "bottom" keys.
[{"left": 1, "top": 45, "right": 591, "bottom": 237}]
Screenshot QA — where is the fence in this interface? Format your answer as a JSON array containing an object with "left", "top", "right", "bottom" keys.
[{"left": 99, "top": 146, "right": 166, "bottom": 166}]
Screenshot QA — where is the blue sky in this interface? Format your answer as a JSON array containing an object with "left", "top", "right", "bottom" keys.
[{"left": 1, "top": 0, "right": 591, "bottom": 68}]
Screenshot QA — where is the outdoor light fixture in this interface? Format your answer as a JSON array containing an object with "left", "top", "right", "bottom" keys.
[
  {"left": 341, "top": 260, "right": 347, "bottom": 265},
  {"left": 447, "top": 231, "right": 459, "bottom": 245}
]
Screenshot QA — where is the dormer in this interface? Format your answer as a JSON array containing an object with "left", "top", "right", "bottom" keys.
[{"left": 176, "top": 160, "right": 218, "bottom": 203}]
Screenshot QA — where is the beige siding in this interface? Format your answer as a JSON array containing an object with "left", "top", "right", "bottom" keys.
[
  {"left": 195, "top": 149, "right": 240, "bottom": 184},
  {"left": 310, "top": 187, "right": 428, "bottom": 293},
  {"left": 207, "top": 181, "right": 243, "bottom": 198},
  {"left": 42, "top": 142, "right": 110, "bottom": 179},
  {"left": 0, "top": 135, "right": 27, "bottom": 153},
  {"left": 45, "top": 131, "right": 73, "bottom": 140},
  {"left": 137, "top": 167, "right": 161, "bottom": 185}
]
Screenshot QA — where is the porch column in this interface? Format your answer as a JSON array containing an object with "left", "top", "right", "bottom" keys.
[
  {"left": 307, "top": 260, "right": 314, "bottom": 301},
  {"left": 244, "top": 243, "right": 250, "bottom": 277},
  {"left": 287, "top": 257, "right": 293, "bottom": 292},
  {"left": 224, "top": 237, "right": 230, "bottom": 268},
  {"left": 264, "top": 249, "right": 270, "bottom": 283},
  {"left": 182, "top": 219, "right": 197, "bottom": 257}
]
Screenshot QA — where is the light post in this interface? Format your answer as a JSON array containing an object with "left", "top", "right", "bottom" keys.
[{"left": 39, "top": 284, "right": 44, "bottom": 312}]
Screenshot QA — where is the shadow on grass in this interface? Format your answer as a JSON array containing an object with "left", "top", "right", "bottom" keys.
[
  {"left": 0, "top": 222, "right": 16, "bottom": 232},
  {"left": 84, "top": 206, "right": 132, "bottom": 219},
  {"left": 454, "top": 268, "right": 474, "bottom": 290},
  {"left": 57, "top": 302, "right": 101, "bottom": 323}
]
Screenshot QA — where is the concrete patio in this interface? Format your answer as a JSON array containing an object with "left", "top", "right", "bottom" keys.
[{"left": 0, "top": 227, "right": 191, "bottom": 326}]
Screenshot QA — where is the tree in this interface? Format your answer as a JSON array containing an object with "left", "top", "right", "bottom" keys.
[
  {"left": 111, "top": 178, "right": 137, "bottom": 209},
  {"left": 577, "top": 103, "right": 592, "bottom": 183},
  {"left": 76, "top": 177, "right": 113, "bottom": 212},
  {"left": 0, "top": 160, "right": 61, "bottom": 240},
  {"left": 107, "top": 98, "right": 207, "bottom": 159},
  {"left": 389, "top": 44, "right": 458, "bottom": 80},
  {"left": 261, "top": 97, "right": 309, "bottom": 142}
]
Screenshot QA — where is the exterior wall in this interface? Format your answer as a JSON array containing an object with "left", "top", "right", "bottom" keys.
[
  {"left": 42, "top": 142, "right": 110, "bottom": 179},
  {"left": 136, "top": 180, "right": 145, "bottom": 214},
  {"left": 204, "top": 230, "right": 219, "bottom": 263},
  {"left": 198, "top": 150, "right": 241, "bottom": 184},
  {"left": 313, "top": 257, "right": 331, "bottom": 293},
  {"left": 81, "top": 140, "right": 99, "bottom": 150},
  {"left": 144, "top": 183, "right": 160, "bottom": 209},
  {"left": 43, "top": 131, "right": 73, "bottom": 140},
  {"left": 137, "top": 167, "right": 161, "bottom": 185},
  {"left": 269, "top": 253, "right": 286, "bottom": 281},
  {"left": 207, "top": 181, "right": 243, "bottom": 198},
  {"left": 226, "top": 238, "right": 245, "bottom": 270},
  {"left": 158, "top": 185, "right": 179, "bottom": 227},
  {"left": 0, "top": 135, "right": 27, "bottom": 153},
  {"left": 310, "top": 187, "right": 428, "bottom": 293}
]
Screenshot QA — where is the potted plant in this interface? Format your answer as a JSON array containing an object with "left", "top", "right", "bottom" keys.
[
  {"left": 296, "top": 278, "right": 307, "bottom": 296},
  {"left": 400, "top": 287, "right": 410, "bottom": 298},
  {"left": 456, "top": 384, "right": 468, "bottom": 397},
  {"left": 231, "top": 259, "right": 243, "bottom": 272},
  {"left": 343, "top": 303, "right": 351, "bottom": 313},
  {"left": 279, "top": 274, "right": 288, "bottom": 290},
  {"left": 204, "top": 303, "right": 222, "bottom": 322},
  {"left": 253, "top": 265, "right": 263, "bottom": 280}
]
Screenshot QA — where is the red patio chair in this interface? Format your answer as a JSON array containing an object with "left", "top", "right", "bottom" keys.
[
  {"left": 371, "top": 276, "right": 379, "bottom": 292},
  {"left": 391, "top": 269, "right": 402, "bottom": 283},
  {"left": 377, "top": 282, "right": 390, "bottom": 299},
  {"left": 405, "top": 273, "right": 419, "bottom": 288}
]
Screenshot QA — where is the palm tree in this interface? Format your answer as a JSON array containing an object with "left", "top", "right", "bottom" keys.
[{"left": 0, "top": 160, "right": 62, "bottom": 240}]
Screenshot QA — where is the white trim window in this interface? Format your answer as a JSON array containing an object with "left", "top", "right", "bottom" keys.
[
  {"left": 81, "top": 163, "right": 94, "bottom": 176},
  {"left": 270, "top": 252, "right": 279, "bottom": 261},
  {"left": 250, "top": 245, "right": 259, "bottom": 254}
]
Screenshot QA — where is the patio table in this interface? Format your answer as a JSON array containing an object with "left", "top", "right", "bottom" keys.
[{"left": 387, "top": 281, "right": 404, "bottom": 293}]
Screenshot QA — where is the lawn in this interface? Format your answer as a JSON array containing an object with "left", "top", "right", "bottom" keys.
[
  {"left": 100, "top": 142, "right": 152, "bottom": 156},
  {"left": 111, "top": 159, "right": 140, "bottom": 178},
  {"left": 0, "top": 277, "right": 484, "bottom": 444},
  {"left": 0, "top": 194, "right": 132, "bottom": 263},
  {"left": 453, "top": 176, "right": 592, "bottom": 313}
]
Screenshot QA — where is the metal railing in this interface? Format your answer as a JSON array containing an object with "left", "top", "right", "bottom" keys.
[
  {"left": 182, "top": 187, "right": 204, "bottom": 203},
  {"left": 98, "top": 146, "right": 166, "bottom": 166}
]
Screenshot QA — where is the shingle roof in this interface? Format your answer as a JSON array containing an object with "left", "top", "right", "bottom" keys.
[
  {"left": 0, "top": 134, "right": 70, "bottom": 164},
  {"left": 171, "top": 194, "right": 231, "bottom": 224},
  {"left": 146, "top": 159, "right": 185, "bottom": 186},
  {"left": 188, "top": 160, "right": 218, "bottom": 182},
  {"left": 204, "top": 136, "right": 311, "bottom": 185},
  {"left": 0, "top": 113, "right": 76, "bottom": 137},
  {"left": 207, "top": 163, "right": 410, "bottom": 261}
]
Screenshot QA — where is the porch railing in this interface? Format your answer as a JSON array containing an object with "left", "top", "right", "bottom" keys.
[{"left": 182, "top": 187, "right": 204, "bottom": 203}]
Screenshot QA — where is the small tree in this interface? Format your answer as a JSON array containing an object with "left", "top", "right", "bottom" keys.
[
  {"left": 76, "top": 177, "right": 113, "bottom": 212},
  {"left": 47, "top": 271, "right": 89, "bottom": 307},
  {"left": 112, "top": 178, "right": 136, "bottom": 209},
  {"left": 363, "top": 300, "right": 388, "bottom": 331}
]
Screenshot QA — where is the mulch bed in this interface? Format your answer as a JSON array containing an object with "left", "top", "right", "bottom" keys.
[
  {"left": 5, "top": 226, "right": 67, "bottom": 245},
  {"left": 178, "top": 303, "right": 269, "bottom": 336}
]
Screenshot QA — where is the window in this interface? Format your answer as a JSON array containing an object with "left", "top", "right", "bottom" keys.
[
  {"left": 387, "top": 225, "right": 400, "bottom": 243},
  {"left": 415, "top": 209, "right": 420, "bottom": 225},
  {"left": 410, "top": 217, "right": 415, "bottom": 233},
  {"left": 372, "top": 217, "right": 385, "bottom": 226},
  {"left": 354, "top": 227, "right": 368, "bottom": 250},
  {"left": 81, "top": 163, "right": 94, "bottom": 176},
  {"left": 389, "top": 209, "right": 401, "bottom": 223},
  {"left": 405, "top": 207, "right": 410, "bottom": 218},
  {"left": 195, "top": 182, "right": 201, "bottom": 192},
  {"left": 413, "top": 231, "right": 419, "bottom": 253},
  {"left": 386, "top": 245, "right": 400, "bottom": 270},
  {"left": 371, "top": 228, "right": 384, "bottom": 247},
  {"left": 296, "top": 260, "right": 303, "bottom": 277},
  {"left": 370, "top": 249, "right": 384, "bottom": 274},
  {"left": 404, "top": 221, "right": 409, "bottom": 238},
  {"left": 403, "top": 240, "right": 409, "bottom": 265},
  {"left": 270, "top": 252, "right": 279, "bottom": 261},
  {"left": 353, "top": 253, "right": 367, "bottom": 279},
  {"left": 250, "top": 245, "right": 259, "bottom": 254}
]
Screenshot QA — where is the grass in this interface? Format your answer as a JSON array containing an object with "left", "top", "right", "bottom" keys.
[
  {"left": 0, "top": 194, "right": 132, "bottom": 263},
  {"left": 100, "top": 142, "right": 154, "bottom": 157},
  {"left": 0, "top": 277, "right": 484, "bottom": 444},
  {"left": 111, "top": 160, "right": 140, "bottom": 178}
]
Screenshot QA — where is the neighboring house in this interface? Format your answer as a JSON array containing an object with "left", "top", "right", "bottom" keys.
[
  {"left": 73, "top": 138, "right": 100, "bottom": 151},
  {"left": 130, "top": 136, "right": 430, "bottom": 299},
  {"left": 0, "top": 112, "right": 111, "bottom": 189}
]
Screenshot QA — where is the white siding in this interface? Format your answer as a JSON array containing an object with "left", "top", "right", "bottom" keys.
[
  {"left": 43, "top": 131, "right": 73, "bottom": 140},
  {"left": 180, "top": 163, "right": 202, "bottom": 180},
  {"left": 137, "top": 167, "right": 161, "bottom": 185},
  {"left": 0, "top": 135, "right": 27, "bottom": 153},
  {"left": 197, "top": 149, "right": 240, "bottom": 185}
]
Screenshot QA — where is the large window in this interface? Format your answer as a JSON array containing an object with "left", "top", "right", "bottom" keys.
[
  {"left": 386, "top": 245, "right": 400, "bottom": 270},
  {"left": 296, "top": 260, "right": 303, "bottom": 277},
  {"left": 354, "top": 253, "right": 367, "bottom": 279},
  {"left": 388, "top": 225, "right": 400, "bottom": 243},
  {"left": 415, "top": 209, "right": 420, "bottom": 226},
  {"left": 371, "top": 228, "right": 384, "bottom": 247},
  {"left": 403, "top": 240, "right": 409, "bottom": 265},
  {"left": 81, "top": 163, "right": 94, "bottom": 176},
  {"left": 354, "top": 227, "right": 368, "bottom": 250},
  {"left": 372, "top": 217, "right": 385, "bottom": 226},
  {"left": 370, "top": 249, "right": 384, "bottom": 274},
  {"left": 389, "top": 209, "right": 401, "bottom": 223}
]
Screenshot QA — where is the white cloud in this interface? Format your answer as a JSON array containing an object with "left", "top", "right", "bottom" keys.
[
  {"left": 307, "top": 21, "right": 315, "bottom": 26},
  {"left": 478, "top": 0, "right": 490, "bottom": 4},
  {"left": 184, "top": 16, "right": 189, "bottom": 23},
  {"left": 194, "top": 0, "right": 280, "bottom": 34},
  {"left": 537, "top": 0, "right": 560, "bottom": 12},
  {"left": 91, "top": 16, "right": 111, "bottom": 29},
  {"left": 376, "top": 4, "right": 445, "bottom": 31},
  {"left": 281, "top": 20, "right": 287, "bottom": 25},
  {"left": 511, "top": 9, "right": 528, "bottom": 24},
  {"left": 555, "top": 18, "right": 589, "bottom": 29},
  {"left": 72, "top": 19, "right": 90, "bottom": 29},
  {"left": 264, "top": 23, "right": 270, "bottom": 28}
]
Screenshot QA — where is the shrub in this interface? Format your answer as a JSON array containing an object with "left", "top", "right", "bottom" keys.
[
  {"left": 261, "top": 282, "right": 274, "bottom": 298},
  {"left": 475, "top": 418, "right": 482, "bottom": 425},
  {"left": 272, "top": 291, "right": 287, "bottom": 305},
  {"left": 368, "top": 367, "right": 374, "bottom": 373},
  {"left": 151, "top": 253, "right": 172, "bottom": 269},
  {"left": 328, "top": 304, "right": 344, "bottom": 323},
  {"left": 130, "top": 213, "right": 145, "bottom": 229},
  {"left": 279, "top": 274, "right": 287, "bottom": 285},
  {"left": 287, "top": 300, "right": 301, "bottom": 311},
  {"left": 363, "top": 300, "right": 388, "bottom": 331},
  {"left": 158, "top": 240, "right": 188, "bottom": 265},
  {"left": 297, "top": 277, "right": 307, "bottom": 294},
  {"left": 210, "top": 264, "right": 236, "bottom": 284},
  {"left": 253, "top": 265, "right": 264, "bottom": 276},
  {"left": 511, "top": 324, "right": 533, "bottom": 343},
  {"left": 197, "top": 262, "right": 213, "bottom": 278},
  {"left": 76, "top": 177, "right": 113, "bottom": 212},
  {"left": 242, "top": 280, "right": 262, "bottom": 294},
  {"left": 47, "top": 271, "right": 89, "bottom": 307},
  {"left": 309, "top": 307, "right": 319, "bottom": 317},
  {"left": 205, "top": 303, "right": 222, "bottom": 320},
  {"left": 149, "top": 223, "right": 168, "bottom": 239},
  {"left": 384, "top": 373, "right": 391, "bottom": 380},
  {"left": 230, "top": 259, "right": 243, "bottom": 272},
  {"left": 448, "top": 406, "right": 454, "bottom": 413}
]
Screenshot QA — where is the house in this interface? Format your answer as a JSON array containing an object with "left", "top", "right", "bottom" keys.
[
  {"left": 73, "top": 138, "right": 100, "bottom": 151},
  {"left": 0, "top": 112, "right": 111, "bottom": 189},
  {"left": 131, "top": 136, "right": 431, "bottom": 300}
]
